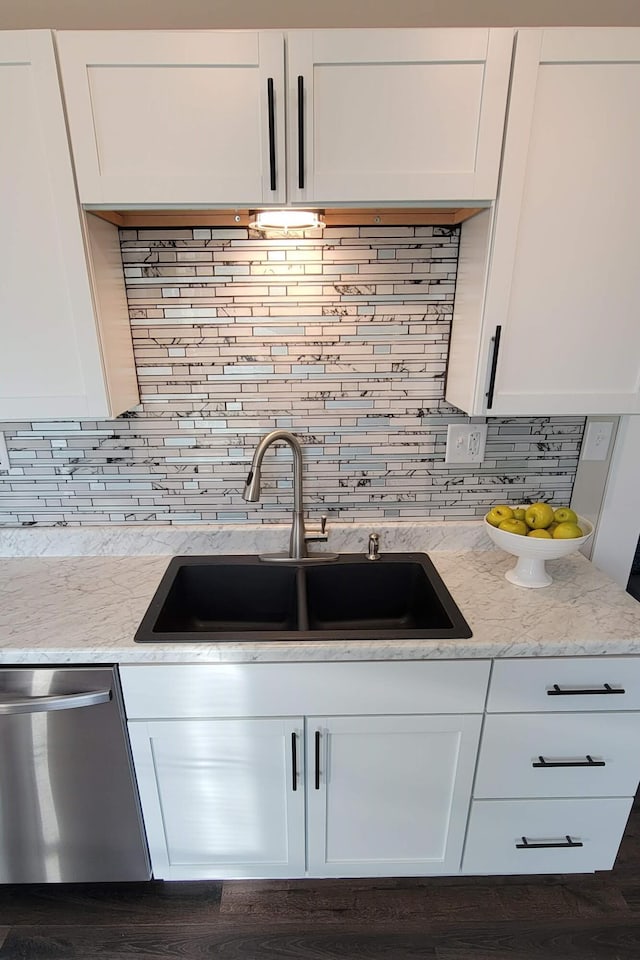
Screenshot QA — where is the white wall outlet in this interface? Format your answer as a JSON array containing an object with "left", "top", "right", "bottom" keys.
[
  {"left": 0, "top": 432, "right": 9, "bottom": 471},
  {"left": 581, "top": 420, "right": 614, "bottom": 462},
  {"left": 445, "top": 423, "right": 488, "bottom": 464}
]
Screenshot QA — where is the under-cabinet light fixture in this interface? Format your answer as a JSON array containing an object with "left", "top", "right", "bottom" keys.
[{"left": 249, "top": 209, "right": 325, "bottom": 235}]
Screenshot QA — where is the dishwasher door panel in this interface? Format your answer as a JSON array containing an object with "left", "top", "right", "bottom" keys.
[{"left": 0, "top": 667, "right": 150, "bottom": 882}]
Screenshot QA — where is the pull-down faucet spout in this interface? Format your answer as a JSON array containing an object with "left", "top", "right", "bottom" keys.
[
  {"left": 243, "top": 430, "right": 307, "bottom": 559},
  {"left": 243, "top": 430, "right": 336, "bottom": 562}
]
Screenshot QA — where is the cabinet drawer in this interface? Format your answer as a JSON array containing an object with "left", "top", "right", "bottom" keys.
[
  {"left": 462, "top": 798, "right": 633, "bottom": 875},
  {"left": 120, "top": 660, "right": 490, "bottom": 719},
  {"left": 487, "top": 657, "right": 640, "bottom": 712},
  {"left": 475, "top": 713, "right": 640, "bottom": 799}
]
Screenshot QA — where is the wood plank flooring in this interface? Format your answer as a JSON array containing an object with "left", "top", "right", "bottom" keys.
[{"left": 1, "top": 802, "right": 640, "bottom": 959}]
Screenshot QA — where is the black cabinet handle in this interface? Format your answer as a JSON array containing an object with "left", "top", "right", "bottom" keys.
[
  {"left": 533, "top": 754, "right": 605, "bottom": 768},
  {"left": 297, "top": 75, "right": 305, "bottom": 189},
  {"left": 547, "top": 683, "right": 625, "bottom": 697},
  {"left": 485, "top": 325, "right": 501, "bottom": 409},
  {"left": 516, "top": 835, "right": 583, "bottom": 850},
  {"left": 314, "top": 730, "right": 321, "bottom": 790},
  {"left": 291, "top": 732, "right": 298, "bottom": 791},
  {"left": 267, "top": 77, "right": 276, "bottom": 191}
]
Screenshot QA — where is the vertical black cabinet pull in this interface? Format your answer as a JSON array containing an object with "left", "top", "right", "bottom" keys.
[
  {"left": 547, "top": 683, "right": 625, "bottom": 697},
  {"left": 267, "top": 77, "right": 277, "bottom": 191},
  {"left": 516, "top": 835, "right": 583, "bottom": 850},
  {"left": 314, "top": 730, "right": 321, "bottom": 790},
  {"left": 485, "top": 325, "right": 501, "bottom": 409},
  {"left": 532, "top": 754, "right": 605, "bottom": 768},
  {"left": 291, "top": 732, "right": 298, "bottom": 791},
  {"left": 297, "top": 75, "right": 305, "bottom": 189}
]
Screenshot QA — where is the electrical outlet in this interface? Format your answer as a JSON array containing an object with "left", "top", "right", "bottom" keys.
[
  {"left": 0, "top": 432, "right": 9, "bottom": 471},
  {"left": 445, "top": 423, "right": 488, "bottom": 464},
  {"left": 581, "top": 420, "right": 614, "bottom": 462}
]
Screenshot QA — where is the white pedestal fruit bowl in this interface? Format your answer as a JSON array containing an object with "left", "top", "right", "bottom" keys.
[{"left": 484, "top": 510, "right": 594, "bottom": 588}]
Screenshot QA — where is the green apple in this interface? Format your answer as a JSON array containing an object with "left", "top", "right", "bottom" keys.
[
  {"left": 498, "top": 518, "right": 529, "bottom": 536},
  {"left": 486, "top": 505, "right": 514, "bottom": 527},
  {"left": 528, "top": 528, "right": 553, "bottom": 538},
  {"left": 554, "top": 507, "right": 578, "bottom": 525},
  {"left": 552, "top": 521, "right": 584, "bottom": 539},
  {"left": 525, "top": 502, "right": 555, "bottom": 529},
  {"left": 512, "top": 508, "right": 527, "bottom": 521}
]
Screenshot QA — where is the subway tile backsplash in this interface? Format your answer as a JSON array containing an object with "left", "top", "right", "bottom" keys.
[{"left": 0, "top": 226, "right": 584, "bottom": 526}]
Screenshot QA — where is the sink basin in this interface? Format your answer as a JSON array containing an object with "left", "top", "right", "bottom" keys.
[
  {"left": 304, "top": 560, "right": 457, "bottom": 632},
  {"left": 134, "top": 553, "right": 472, "bottom": 642}
]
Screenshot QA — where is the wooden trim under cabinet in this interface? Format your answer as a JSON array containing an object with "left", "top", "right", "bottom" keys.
[{"left": 89, "top": 207, "right": 485, "bottom": 229}]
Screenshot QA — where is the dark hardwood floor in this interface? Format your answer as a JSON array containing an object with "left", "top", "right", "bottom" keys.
[{"left": 1, "top": 801, "right": 640, "bottom": 960}]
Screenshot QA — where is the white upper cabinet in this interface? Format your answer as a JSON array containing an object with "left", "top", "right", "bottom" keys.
[
  {"left": 287, "top": 29, "right": 513, "bottom": 204},
  {"left": 56, "top": 28, "right": 512, "bottom": 207},
  {"left": 0, "top": 31, "right": 138, "bottom": 420},
  {"left": 446, "top": 28, "right": 640, "bottom": 416},
  {"left": 56, "top": 31, "right": 287, "bottom": 206}
]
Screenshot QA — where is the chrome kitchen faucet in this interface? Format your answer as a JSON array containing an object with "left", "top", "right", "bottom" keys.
[{"left": 243, "top": 430, "right": 337, "bottom": 562}]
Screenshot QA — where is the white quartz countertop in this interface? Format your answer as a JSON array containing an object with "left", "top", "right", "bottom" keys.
[{"left": 1, "top": 525, "right": 640, "bottom": 663}]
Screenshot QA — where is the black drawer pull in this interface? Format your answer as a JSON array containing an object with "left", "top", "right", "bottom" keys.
[
  {"left": 297, "top": 75, "right": 305, "bottom": 189},
  {"left": 547, "top": 683, "right": 625, "bottom": 696},
  {"left": 516, "top": 835, "right": 583, "bottom": 850},
  {"left": 485, "top": 325, "right": 501, "bottom": 409},
  {"left": 314, "top": 730, "right": 321, "bottom": 790},
  {"left": 533, "top": 754, "right": 605, "bottom": 768},
  {"left": 291, "top": 732, "right": 298, "bottom": 791},
  {"left": 267, "top": 77, "right": 277, "bottom": 191}
]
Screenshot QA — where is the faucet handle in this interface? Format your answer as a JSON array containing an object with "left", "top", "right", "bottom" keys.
[
  {"left": 367, "top": 532, "right": 380, "bottom": 561},
  {"left": 305, "top": 515, "right": 329, "bottom": 543}
]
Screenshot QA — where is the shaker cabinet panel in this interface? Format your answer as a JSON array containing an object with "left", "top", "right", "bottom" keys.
[
  {"left": 57, "top": 28, "right": 512, "bottom": 207},
  {"left": 447, "top": 28, "right": 640, "bottom": 416},
  {"left": 306, "top": 715, "right": 481, "bottom": 877},
  {"left": 128, "top": 718, "right": 306, "bottom": 880},
  {"left": 56, "top": 31, "right": 286, "bottom": 205},
  {"left": 0, "top": 30, "right": 138, "bottom": 420},
  {"left": 287, "top": 29, "right": 513, "bottom": 204}
]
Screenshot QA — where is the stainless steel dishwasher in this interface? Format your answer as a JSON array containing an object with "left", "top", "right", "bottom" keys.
[{"left": 0, "top": 666, "right": 150, "bottom": 882}]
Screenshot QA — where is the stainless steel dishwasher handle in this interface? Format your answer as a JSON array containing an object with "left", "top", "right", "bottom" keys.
[{"left": 0, "top": 689, "right": 112, "bottom": 715}]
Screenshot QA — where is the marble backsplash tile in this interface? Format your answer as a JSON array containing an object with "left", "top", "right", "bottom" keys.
[{"left": 0, "top": 225, "right": 584, "bottom": 526}]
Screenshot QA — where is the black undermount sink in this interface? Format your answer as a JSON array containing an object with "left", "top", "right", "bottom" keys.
[{"left": 135, "top": 553, "right": 472, "bottom": 643}]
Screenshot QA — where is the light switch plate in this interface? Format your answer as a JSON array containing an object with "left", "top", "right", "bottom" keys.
[
  {"left": 445, "top": 423, "right": 487, "bottom": 464},
  {"left": 0, "top": 432, "right": 9, "bottom": 471},
  {"left": 581, "top": 420, "right": 614, "bottom": 461}
]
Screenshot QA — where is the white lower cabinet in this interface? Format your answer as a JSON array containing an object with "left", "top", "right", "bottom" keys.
[
  {"left": 463, "top": 798, "right": 633, "bottom": 875},
  {"left": 127, "top": 718, "right": 305, "bottom": 880},
  {"left": 121, "top": 657, "right": 640, "bottom": 880},
  {"left": 121, "top": 661, "right": 487, "bottom": 880},
  {"left": 307, "top": 715, "right": 481, "bottom": 877},
  {"left": 474, "top": 712, "right": 640, "bottom": 799},
  {"left": 463, "top": 656, "right": 640, "bottom": 876},
  {"left": 128, "top": 712, "right": 481, "bottom": 880}
]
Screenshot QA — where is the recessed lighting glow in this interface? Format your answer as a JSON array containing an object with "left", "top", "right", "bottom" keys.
[{"left": 249, "top": 210, "right": 325, "bottom": 233}]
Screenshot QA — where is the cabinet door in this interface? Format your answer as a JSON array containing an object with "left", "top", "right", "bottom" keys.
[
  {"left": 128, "top": 718, "right": 305, "bottom": 880},
  {"left": 57, "top": 31, "right": 286, "bottom": 205},
  {"left": 476, "top": 29, "right": 640, "bottom": 415},
  {"left": 306, "top": 715, "right": 481, "bottom": 877},
  {"left": 287, "top": 29, "right": 512, "bottom": 204},
  {"left": 0, "top": 31, "right": 137, "bottom": 419}
]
